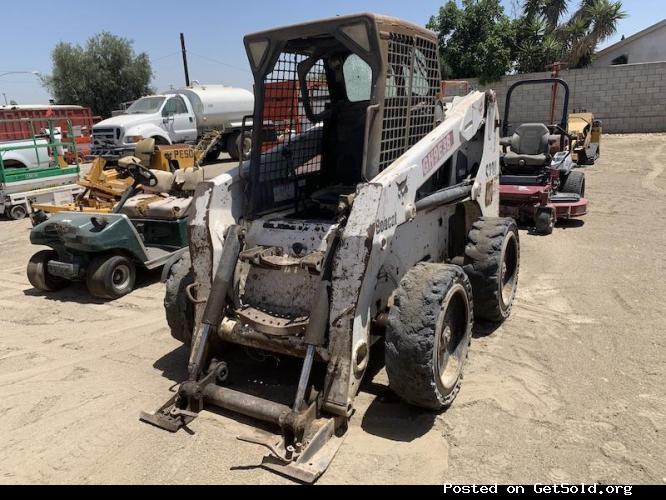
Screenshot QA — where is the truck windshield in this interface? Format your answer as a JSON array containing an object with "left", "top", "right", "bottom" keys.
[{"left": 126, "top": 97, "right": 166, "bottom": 114}]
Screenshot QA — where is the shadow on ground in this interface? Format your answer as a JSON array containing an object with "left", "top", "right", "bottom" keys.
[
  {"left": 518, "top": 218, "right": 586, "bottom": 237},
  {"left": 153, "top": 344, "right": 189, "bottom": 383}
]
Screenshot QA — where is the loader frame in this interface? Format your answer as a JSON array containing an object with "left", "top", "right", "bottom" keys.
[{"left": 143, "top": 13, "right": 505, "bottom": 483}]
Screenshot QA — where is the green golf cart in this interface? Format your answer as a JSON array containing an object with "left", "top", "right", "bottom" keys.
[{"left": 27, "top": 160, "right": 191, "bottom": 300}]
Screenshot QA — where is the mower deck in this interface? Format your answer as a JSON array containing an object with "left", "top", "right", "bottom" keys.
[{"left": 499, "top": 184, "right": 588, "bottom": 222}]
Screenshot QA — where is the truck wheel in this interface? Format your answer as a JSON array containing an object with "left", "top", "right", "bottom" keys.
[
  {"left": 164, "top": 253, "right": 195, "bottom": 346},
  {"left": 8, "top": 204, "right": 27, "bottom": 220},
  {"left": 386, "top": 263, "right": 473, "bottom": 410},
  {"left": 464, "top": 217, "right": 520, "bottom": 323},
  {"left": 227, "top": 132, "right": 251, "bottom": 161},
  {"left": 561, "top": 171, "right": 585, "bottom": 197},
  {"left": 27, "top": 250, "right": 71, "bottom": 292},
  {"left": 86, "top": 255, "right": 136, "bottom": 300},
  {"left": 203, "top": 147, "right": 221, "bottom": 163}
]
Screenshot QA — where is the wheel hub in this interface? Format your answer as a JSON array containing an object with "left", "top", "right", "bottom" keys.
[
  {"left": 112, "top": 264, "right": 131, "bottom": 289},
  {"left": 500, "top": 233, "right": 519, "bottom": 308},
  {"left": 436, "top": 285, "right": 469, "bottom": 392}
]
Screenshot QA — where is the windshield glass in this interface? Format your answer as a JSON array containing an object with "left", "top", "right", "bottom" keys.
[{"left": 126, "top": 97, "right": 166, "bottom": 114}]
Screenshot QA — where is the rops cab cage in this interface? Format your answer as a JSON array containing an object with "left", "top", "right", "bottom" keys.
[{"left": 243, "top": 13, "right": 440, "bottom": 216}]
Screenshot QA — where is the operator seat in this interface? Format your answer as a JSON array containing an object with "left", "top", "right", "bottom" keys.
[{"left": 502, "top": 123, "right": 551, "bottom": 169}]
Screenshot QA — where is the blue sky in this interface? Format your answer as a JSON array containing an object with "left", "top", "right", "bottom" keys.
[{"left": 0, "top": 0, "right": 660, "bottom": 104}]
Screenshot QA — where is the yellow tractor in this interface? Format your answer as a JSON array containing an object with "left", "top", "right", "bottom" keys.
[
  {"left": 569, "top": 111, "right": 602, "bottom": 165},
  {"left": 31, "top": 139, "right": 204, "bottom": 217}
]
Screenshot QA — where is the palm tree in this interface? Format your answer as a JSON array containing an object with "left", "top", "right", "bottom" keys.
[{"left": 518, "top": 0, "right": 627, "bottom": 69}]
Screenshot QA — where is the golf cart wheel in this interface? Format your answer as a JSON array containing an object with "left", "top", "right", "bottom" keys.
[
  {"left": 386, "top": 263, "right": 473, "bottom": 410},
  {"left": 535, "top": 209, "right": 554, "bottom": 235},
  {"left": 561, "top": 171, "right": 586, "bottom": 197},
  {"left": 227, "top": 132, "right": 251, "bottom": 161},
  {"left": 164, "top": 253, "right": 195, "bottom": 346},
  {"left": 464, "top": 218, "right": 520, "bottom": 323},
  {"left": 86, "top": 255, "right": 136, "bottom": 300},
  {"left": 8, "top": 204, "right": 27, "bottom": 220},
  {"left": 27, "top": 250, "right": 71, "bottom": 292}
]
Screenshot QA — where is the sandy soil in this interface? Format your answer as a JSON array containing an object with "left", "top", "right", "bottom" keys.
[{"left": 0, "top": 135, "right": 665, "bottom": 485}]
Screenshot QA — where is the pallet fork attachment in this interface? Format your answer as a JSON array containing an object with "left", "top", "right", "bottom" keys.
[{"left": 140, "top": 224, "right": 346, "bottom": 483}]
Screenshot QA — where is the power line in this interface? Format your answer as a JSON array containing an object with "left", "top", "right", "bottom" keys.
[
  {"left": 188, "top": 51, "right": 251, "bottom": 74},
  {"left": 151, "top": 51, "right": 180, "bottom": 63}
]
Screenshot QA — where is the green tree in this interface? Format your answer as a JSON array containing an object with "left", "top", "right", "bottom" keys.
[
  {"left": 516, "top": 0, "right": 627, "bottom": 71},
  {"left": 427, "top": 0, "right": 516, "bottom": 84},
  {"left": 42, "top": 32, "right": 153, "bottom": 117},
  {"left": 514, "top": 12, "right": 564, "bottom": 73}
]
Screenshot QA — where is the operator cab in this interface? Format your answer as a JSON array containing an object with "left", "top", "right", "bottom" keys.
[{"left": 244, "top": 14, "right": 442, "bottom": 220}]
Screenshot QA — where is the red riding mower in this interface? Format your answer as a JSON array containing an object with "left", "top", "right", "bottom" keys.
[{"left": 499, "top": 78, "right": 588, "bottom": 235}]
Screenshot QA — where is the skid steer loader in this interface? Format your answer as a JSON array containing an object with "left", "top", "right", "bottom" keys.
[{"left": 143, "top": 13, "right": 520, "bottom": 483}]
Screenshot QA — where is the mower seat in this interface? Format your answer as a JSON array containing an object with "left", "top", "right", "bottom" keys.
[{"left": 503, "top": 123, "right": 551, "bottom": 168}]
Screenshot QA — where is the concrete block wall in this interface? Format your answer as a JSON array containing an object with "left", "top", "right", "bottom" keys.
[{"left": 468, "top": 61, "right": 666, "bottom": 133}]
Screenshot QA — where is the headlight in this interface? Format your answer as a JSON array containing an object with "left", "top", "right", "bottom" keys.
[{"left": 126, "top": 135, "right": 144, "bottom": 144}]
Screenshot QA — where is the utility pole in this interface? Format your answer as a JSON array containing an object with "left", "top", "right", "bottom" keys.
[{"left": 180, "top": 33, "right": 191, "bottom": 87}]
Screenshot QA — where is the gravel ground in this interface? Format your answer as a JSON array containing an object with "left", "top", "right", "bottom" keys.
[{"left": 0, "top": 134, "right": 664, "bottom": 485}]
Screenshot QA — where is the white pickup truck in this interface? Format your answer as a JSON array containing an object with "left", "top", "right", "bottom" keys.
[
  {"left": 92, "top": 84, "right": 254, "bottom": 161},
  {"left": 0, "top": 137, "right": 51, "bottom": 169}
]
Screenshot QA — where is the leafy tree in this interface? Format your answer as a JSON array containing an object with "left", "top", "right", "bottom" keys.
[
  {"left": 516, "top": 0, "right": 627, "bottom": 71},
  {"left": 42, "top": 32, "right": 153, "bottom": 117},
  {"left": 427, "top": 0, "right": 516, "bottom": 84},
  {"left": 514, "top": 13, "right": 563, "bottom": 73}
]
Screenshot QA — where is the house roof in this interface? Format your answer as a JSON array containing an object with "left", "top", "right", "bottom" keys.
[{"left": 595, "top": 19, "right": 666, "bottom": 58}]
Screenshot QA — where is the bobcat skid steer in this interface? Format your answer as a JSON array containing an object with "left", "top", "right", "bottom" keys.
[{"left": 142, "top": 13, "right": 520, "bottom": 483}]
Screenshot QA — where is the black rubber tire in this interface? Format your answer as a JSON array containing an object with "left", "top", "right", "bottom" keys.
[
  {"left": 226, "top": 132, "right": 251, "bottom": 161},
  {"left": 464, "top": 217, "right": 520, "bottom": 323},
  {"left": 164, "top": 253, "right": 195, "bottom": 346},
  {"left": 561, "top": 170, "right": 586, "bottom": 197},
  {"left": 8, "top": 204, "right": 27, "bottom": 220},
  {"left": 386, "top": 263, "right": 473, "bottom": 411},
  {"left": 535, "top": 209, "right": 554, "bottom": 235},
  {"left": 86, "top": 255, "right": 136, "bottom": 300},
  {"left": 203, "top": 147, "right": 221, "bottom": 163},
  {"left": 151, "top": 136, "right": 170, "bottom": 146},
  {"left": 27, "top": 250, "right": 71, "bottom": 292}
]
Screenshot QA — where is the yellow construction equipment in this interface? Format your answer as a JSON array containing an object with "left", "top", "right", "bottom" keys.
[
  {"left": 569, "top": 112, "right": 602, "bottom": 165},
  {"left": 32, "top": 139, "right": 203, "bottom": 215}
]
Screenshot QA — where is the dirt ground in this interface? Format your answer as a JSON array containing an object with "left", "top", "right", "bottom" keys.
[{"left": 1, "top": 134, "right": 665, "bottom": 485}]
